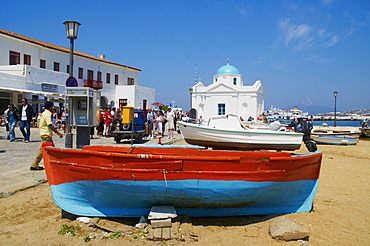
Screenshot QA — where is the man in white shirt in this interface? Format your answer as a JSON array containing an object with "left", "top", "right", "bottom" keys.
[
  {"left": 165, "top": 107, "right": 176, "bottom": 139},
  {"left": 18, "top": 98, "right": 34, "bottom": 143},
  {"left": 146, "top": 108, "right": 156, "bottom": 139}
]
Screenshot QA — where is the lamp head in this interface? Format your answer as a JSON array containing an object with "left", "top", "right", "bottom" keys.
[
  {"left": 333, "top": 91, "right": 338, "bottom": 97},
  {"left": 63, "top": 21, "right": 81, "bottom": 39}
]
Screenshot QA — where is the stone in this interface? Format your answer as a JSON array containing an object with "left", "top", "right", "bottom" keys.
[
  {"left": 76, "top": 217, "right": 92, "bottom": 224},
  {"left": 269, "top": 217, "right": 310, "bottom": 241},
  {"left": 135, "top": 214, "right": 149, "bottom": 229}
]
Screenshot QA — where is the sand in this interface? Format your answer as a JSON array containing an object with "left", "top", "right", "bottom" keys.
[{"left": 0, "top": 139, "right": 369, "bottom": 246}]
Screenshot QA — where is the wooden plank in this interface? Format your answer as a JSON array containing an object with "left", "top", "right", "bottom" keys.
[
  {"left": 151, "top": 218, "right": 172, "bottom": 228},
  {"left": 153, "top": 228, "right": 162, "bottom": 240},
  {"left": 146, "top": 224, "right": 154, "bottom": 240},
  {"left": 162, "top": 227, "right": 171, "bottom": 240},
  {"left": 148, "top": 205, "right": 177, "bottom": 219},
  {"left": 181, "top": 221, "right": 191, "bottom": 237},
  {"left": 171, "top": 221, "right": 180, "bottom": 240}
]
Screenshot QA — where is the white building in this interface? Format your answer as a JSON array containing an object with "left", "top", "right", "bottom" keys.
[
  {"left": 0, "top": 29, "right": 155, "bottom": 114},
  {"left": 190, "top": 63, "right": 264, "bottom": 121}
]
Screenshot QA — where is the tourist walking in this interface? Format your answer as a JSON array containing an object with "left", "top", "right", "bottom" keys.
[
  {"left": 18, "top": 98, "right": 34, "bottom": 142},
  {"left": 30, "top": 101, "right": 63, "bottom": 171},
  {"left": 60, "top": 108, "right": 67, "bottom": 135},
  {"left": 165, "top": 107, "right": 176, "bottom": 139},
  {"left": 146, "top": 108, "right": 156, "bottom": 139},
  {"left": 104, "top": 108, "right": 113, "bottom": 137},
  {"left": 3, "top": 105, "right": 10, "bottom": 140},
  {"left": 154, "top": 110, "right": 164, "bottom": 144},
  {"left": 97, "top": 109, "right": 105, "bottom": 137},
  {"left": 52, "top": 110, "right": 58, "bottom": 129},
  {"left": 110, "top": 107, "right": 122, "bottom": 133},
  {"left": 6, "top": 104, "right": 18, "bottom": 142}
]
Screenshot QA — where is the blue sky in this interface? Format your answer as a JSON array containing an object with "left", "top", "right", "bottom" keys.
[{"left": 1, "top": 0, "right": 369, "bottom": 112}]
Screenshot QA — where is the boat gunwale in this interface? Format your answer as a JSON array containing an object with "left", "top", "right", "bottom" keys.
[
  {"left": 48, "top": 160, "right": 287, "bottom": 175},
  {"left": 45, "top": 146, "right": 322, "bottom": 160},
  {"left": 44, "top": 147, "right": 244, "bottom": 161},
  {"left": 177, "top": 121, "right": 304, "bottom": 136}
]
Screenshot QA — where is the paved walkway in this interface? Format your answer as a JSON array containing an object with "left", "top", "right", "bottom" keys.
[{"left": 0, "top": 126, "right": 184, "bottom": 198}]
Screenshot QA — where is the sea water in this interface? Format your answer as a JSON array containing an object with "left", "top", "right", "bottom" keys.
[{"left": 312, "top": 120, "right": 362, "bottom": 127}]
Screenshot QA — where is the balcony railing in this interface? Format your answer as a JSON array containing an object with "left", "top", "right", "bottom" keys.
[{"left": 83, "top": 79, "right": 102, "bottom": 90}]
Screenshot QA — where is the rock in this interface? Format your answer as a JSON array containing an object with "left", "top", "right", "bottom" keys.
[
  {"left": 88, "top": 232, "right": 108, "bottom": 239},
  {"left": 135, "top": 214, "right": 149, "bottom": 229},
  {"left": 298, "top": 239, "right": 313, "bottom": 246},
  {"left": 77, "top": 217, "right": 92, "bottom": 224},
  {"left": 269, "top": 217, "right": 310, "bottom": 241}
]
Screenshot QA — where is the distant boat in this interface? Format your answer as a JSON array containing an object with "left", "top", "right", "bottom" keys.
[
  {"left": 265, "top": 106, "right": 309, "bottom": 121},
  {"left": 312, "top": 135, "right": 359, "bottom": 145},
  {"left": 311, "top": 125, "right": 361, "bottom": 138},
  {"left": 42, "top": 145, "right": 322, "bottom": 217},
  {"left": 178, "top": 114, "right": 303, "bottom": 151}
]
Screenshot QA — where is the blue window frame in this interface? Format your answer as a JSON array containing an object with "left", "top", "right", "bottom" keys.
[
  {"left": 233, "top": 77, "right": 237, "bottom": 85},
  {"left": 218, "top": 103, "right": 226, "bottom": 115}
]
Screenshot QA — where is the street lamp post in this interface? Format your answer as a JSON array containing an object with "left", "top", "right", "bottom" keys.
[
  {"left": 334, "top": 91, "right": 338, "bottom": 127},
  {"left": 63, "top": 20, "right": 81, "bottom": 148}
]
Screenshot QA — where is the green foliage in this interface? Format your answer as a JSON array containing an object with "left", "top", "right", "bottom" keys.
[
  {"left": 83, "top": 233, "right": 91, "bottom": 242},
  {"left": 58, "top": 224, "right": 81, "bottom": 236},
  {"left": 138, "top": 229, "right": 146, "bottom": 236},
  {"left": 108, "top": 231, "right": 122, "bottom": 239}
]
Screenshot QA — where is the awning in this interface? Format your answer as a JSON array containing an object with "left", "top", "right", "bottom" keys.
[{"left": 0, "top": 86, "right": 54, "bottom": 96}]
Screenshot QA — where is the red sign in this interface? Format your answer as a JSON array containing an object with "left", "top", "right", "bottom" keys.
[{"left": 66, "top": 76, "right": 78, "bottom": 87}]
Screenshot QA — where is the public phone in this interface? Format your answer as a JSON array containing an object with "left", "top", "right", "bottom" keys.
[
  {"left": 65, "top": 87, "right": 98, "bottom": 149},
  {"left": 76, "top": 97, "right": 88, "bottom": 125},
  {"left": 65, "top": 88, "right": 96, "bottom": 127}
]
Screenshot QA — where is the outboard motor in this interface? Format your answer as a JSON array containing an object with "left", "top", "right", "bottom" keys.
[{"left": 291, "top": 118, "right": 317, "bottom": 152}]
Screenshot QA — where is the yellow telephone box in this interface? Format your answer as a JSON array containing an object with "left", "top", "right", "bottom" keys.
[{"left": 122, "top": 106, "right": 134, "bottom": 124}]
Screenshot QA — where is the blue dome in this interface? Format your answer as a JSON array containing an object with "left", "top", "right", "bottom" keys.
[{"left": 216, "top": 64, "right": 241, "bottom": 75}]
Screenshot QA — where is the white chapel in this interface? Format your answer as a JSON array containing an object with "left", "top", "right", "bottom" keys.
[{"left": 190, "top": 62, "right": 264, "bottom": 121}]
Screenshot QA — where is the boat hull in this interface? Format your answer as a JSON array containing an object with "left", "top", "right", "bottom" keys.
[
  {"left": 312, "top": 135, "right": 359, "bottom": 145},
  {"left": 50, "top": 179, "right": 318, "bottom": 217},
  {"left": 311, "top": 126, "right": 361, "bottom": 138},
  {"left": 177, "top": 121, "right": 303, "bottom": 150},
  {"left": 43, "top": 145, "right": 322, "bottom": 217}
]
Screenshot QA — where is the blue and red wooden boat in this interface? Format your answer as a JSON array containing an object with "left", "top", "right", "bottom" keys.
[{"left": 42, "top": 145, "right": 322, "bottom": 217}]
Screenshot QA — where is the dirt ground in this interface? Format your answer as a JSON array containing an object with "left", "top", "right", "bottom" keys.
[{"left": 0, "top": 139, "right": 369, "bottom": 246}]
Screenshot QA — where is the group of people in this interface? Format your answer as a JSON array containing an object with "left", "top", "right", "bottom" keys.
[
  {"left": 1, "top": 99, "right": 64, "bottom": 171},
  {"left": 146, "top": 107, "right": 179, "bottom": 144},
  {"left": 90, "top": 106, "right": 187, "bottom": 143},
  {"left": 2, "top": 99, "right": 68, "bottom": 142},
  {"left": 2, "top": 102, "right": 187, "bottom": 170},
  {"left": 3, "top": 98, "right": 34, "bottom": 142},
  {"left": 96, "top": 107, "right": 122, "bottom": 137}
]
